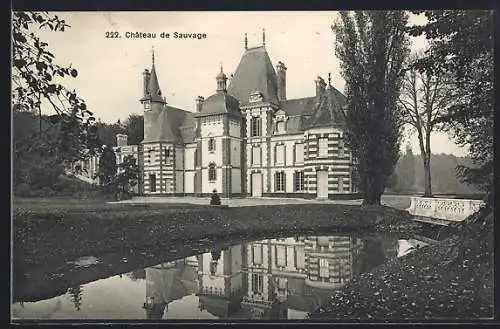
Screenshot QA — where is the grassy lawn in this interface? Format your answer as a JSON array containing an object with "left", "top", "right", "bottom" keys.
[{"left": 14, "top": 197, "right": 416, "bottom": 268}]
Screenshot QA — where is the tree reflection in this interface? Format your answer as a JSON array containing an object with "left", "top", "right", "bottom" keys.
[{"left": 68, "top": 285, "right": 83, "bottom": 311}]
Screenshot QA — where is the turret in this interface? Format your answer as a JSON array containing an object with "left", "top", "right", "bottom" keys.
[{"left": 216, "top": 65, "right": 228, "bottom": 92}]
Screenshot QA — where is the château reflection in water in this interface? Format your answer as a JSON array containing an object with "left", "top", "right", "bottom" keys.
[
  {"left": 12, "top": 234, "right": 423, "bottom": 320},
  {"left": 141, "top": 234, "right": 406, "bottom": 320}
]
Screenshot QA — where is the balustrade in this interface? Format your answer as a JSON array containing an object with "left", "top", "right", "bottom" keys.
[{"left": 407, "top": 196, "right": 485, "bottom": 222}]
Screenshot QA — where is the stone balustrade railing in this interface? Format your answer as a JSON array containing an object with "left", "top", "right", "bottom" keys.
[{"left": 406, "top": 196, "right": 485, "bottom": 222}]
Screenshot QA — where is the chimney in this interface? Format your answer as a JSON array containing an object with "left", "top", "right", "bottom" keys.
[
  {"left": 196, "top": 96, "right": 204, "bottom": 112},
  {"left": 116, "top": 134, "right": 128, "bottom": 147},
  {"left": 315, "top": 76, "right": 326, "bottom": 99},
  {"left": 276, "top": 61, "right": 287, "bottom": 101},
  {"left": 143, "top": 69, "right": 151, "bottom": 98}
]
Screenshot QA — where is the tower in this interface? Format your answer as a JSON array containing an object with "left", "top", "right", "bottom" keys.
[
  {"left": 193, "top": 65, "right": 242, "bottom": 198},
  {"left": 140, "top": 49, "right": 178, "bottom": 195}
]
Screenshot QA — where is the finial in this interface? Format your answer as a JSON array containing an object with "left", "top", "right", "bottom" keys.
[
  {"left": 328, "top": 72, "right": 331, "bottom": 85},
  {"left": 244, "top": 33, "right": 248, "bottom": 50},
  {"left": 220, "top": 62, "right": 224, "bottom": 74},
  {"left": 151, "top": 46, "right": 155, "bottom": 66},
  {"left": 262, "top": 28, "right": 266, "bottom": 47}
]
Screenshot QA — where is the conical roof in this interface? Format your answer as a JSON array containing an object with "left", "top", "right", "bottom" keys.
[
  {"left": 306, "top": 85, "right": 347, "bottom": 129},
  {"left": 227, "top": 46, "right": 279, "bottom": 106},
  {"left": 147, "top": 64, "right": 164, "bottom": 103}
]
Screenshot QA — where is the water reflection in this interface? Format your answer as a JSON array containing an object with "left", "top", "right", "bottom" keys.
[{"left": 12, "top": 234, "right": 427, "bottom": 320}]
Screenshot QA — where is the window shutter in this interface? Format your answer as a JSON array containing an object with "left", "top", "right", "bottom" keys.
[{"left": 293, "top": 172, "right": 296, "bottom": 192}]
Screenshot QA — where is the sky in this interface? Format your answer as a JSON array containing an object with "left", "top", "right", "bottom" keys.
[{"left": 27, "top": 11, "right": 467, "bottom": 156}]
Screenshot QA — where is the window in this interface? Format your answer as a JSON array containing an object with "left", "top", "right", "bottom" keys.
[
  {"left": 318, "top": 137, "right": 328, "bottom": 158},
  {"left": 276, "top": 245, "right": 287, "bottom": 267},
  {"left": 251, "top": 117, "right": 261, "bottom": 137},
  {"left": 208, "top": 163, "right": 216, "bottom": 181},
  {"left": 252, "top": 273, "right": 264, "bottom": 294},
  {"left": 149, "top": 174, "right": 156, "bottom": 192},
  {"left": 252, "top": 244, "right": 263, "bottom": 265},
  {"left": 338, "top": 139, "right": 344, "bottom": 157},
  {"left": 295, "top": 143, "right": 304, "bottom": 164},
  {"left": 295, "top": 246, "right": 305, "bottom": 269},
  {"left": 208, "top": 138, "right": 216, "bottom": 152},
  {"left": 252, "top": 146, "right": 261, "bottom": 165},
  {"left": 275, "top": 144, "right": 285, "bottom": 165},
  {"left": 277, "top": 278, "right": 287, "bottom": 293},
  {"left": 319, "top": 258, "right": 329, "bottom": 278},
  {"left": 276, "top": 120, "right": 285, "bottom": 133},
  {"left": 164, "top": 148, "right": 171, "bottom": 158},
  {"left": 294, "top": 171, "right": 305, "bottom": 191},
  {"left": 318, "top": 236, "right": 329, "bottom": 247},
  {"left": 275, "top": 171, "right": 285, "bottom": 192},
  {"left": 210, "top": 261, "right": 217, "bottom": 276}
]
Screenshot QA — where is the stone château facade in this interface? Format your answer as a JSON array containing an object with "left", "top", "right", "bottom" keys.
[{"left": 75, "top": 31, "right": 358, "bottom": 199}]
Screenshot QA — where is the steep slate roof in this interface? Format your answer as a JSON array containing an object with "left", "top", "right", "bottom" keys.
[
  {"left": 196, "top": 92, "right": 240, "bottom": 117},
  {"left": 142, "top": 105, "right": 196, "bottom": 143},
  {"left": 303, "top": 86, "right": 347, "bottom": 129},
  {"left": 281, "top": 97, "right": 317, "bottom": 116},
  {"left": 146, "top": 64, "right": 164, "bottom": 103},
  {"left": 227, "top": 46, "right": 279, "bottom": 106}
]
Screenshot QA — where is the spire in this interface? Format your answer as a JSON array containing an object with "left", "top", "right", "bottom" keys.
[
  {"left": 244, "top": 33, "right": 248, "bottom": 50},
  {"left": 216, "top": 63, "right": 227, "bottom": 92},
  {"left": 328, "top": 72, "right": 331, "bottom": 86},
  {"left": 147, "top": 48, "right": 164, "bottom": 103},
  {"left": 152, "top": 46, "right": 155, "bottom": 66},
  {"left": 262, "top": 28, "right": 266, "bottom": 47}
]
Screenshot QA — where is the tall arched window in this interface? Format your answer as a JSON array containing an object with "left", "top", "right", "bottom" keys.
[
  {"left": 208, "top": 138, "right": 216, "bottom": 152},
  {"left": 251, "top": 117, "right": 261, "bottom": 137},
  {"left": 208, "top": 163, "right": 217, "bottom": 181}
]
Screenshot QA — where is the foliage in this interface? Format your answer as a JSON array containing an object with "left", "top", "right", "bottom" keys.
[
  {"left": 68, "top": 285, "right": 83, "bottom": 311},
  {"left": 399, "top": 51, "right": 455, "bottom": 197},
  {"left": 96, "top": 120, "right": 126, "bottom": 147},
  {"left": 12, "top": 12, "right": 98, "bottom": 160},
  {"left": 406, "top": 10, "right": 494, "bottom": 203},
  {"left": 116, "top": 155, "right": 139, "bottom": 196},
  {"left": 392, "top": 144, "right": 416, "bottom": 193},
  {"left": 388, "top": 151, "right": 482, "bottom": 196},
  {"left": 332, "top": 11, "right": 410, "bottom": 205},
  {"left": 123, "top": 114, "right": 144, "bottom": 145},
  {"left": 12, "top": 12, "right": 101, "bottom": 195},
  {"left": 97, "top": 146, "right": 117, "bottom": 192},
  {"left": 13, "top": 112, "right": 64, "bottom": 195}
]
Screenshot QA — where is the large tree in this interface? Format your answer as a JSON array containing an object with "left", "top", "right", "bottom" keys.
[
  {"left": 406, "top": 10, "right": 494, "bottom": 204},
  {"left": 332, "top": 11, "right": 410, "bottom": 205},
  {"left": 123, "top": 114, "right": 144, "bottom": 145},
  {"left": 12, "top": 12, "right": 100, "bottom": 194},
  {"left": 399, "top": 51, "right": 455, "bottom": 197}
]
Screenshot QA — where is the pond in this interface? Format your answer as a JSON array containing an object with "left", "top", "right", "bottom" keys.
[{"left": 12, "top": 232, "right": 435, "bottom": 320}]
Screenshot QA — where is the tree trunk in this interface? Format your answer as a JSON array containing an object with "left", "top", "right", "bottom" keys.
[{"left": 423, "top": 154, "right": 433, "bottom": 197}]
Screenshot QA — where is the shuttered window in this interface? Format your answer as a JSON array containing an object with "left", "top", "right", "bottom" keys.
[
  {"left": 275, "top": 171, "right": 285, "bottom": 192},
  {"left": 276, "top": 144, "right": 285, "bottom": 165},
  {"left": 252, "top": 244, "right": 263, "bottom": 265},
  {"left": 294, "top": 171, "right": 305, "bottom": 191},
  {"left": 252, "top": 146, "right": 261, "bottom": 165},
  {"left": 318, "top": 138, "right": 328, "bottom": 158},
  {"left": 319, "top": 258, "right": 329, "bottom": 278},
  {"left": 276, "top": 245, "right": 287, "bottom": 267},
  {"left": 295, "top": 143, "right": 304, "bottom": 164}
]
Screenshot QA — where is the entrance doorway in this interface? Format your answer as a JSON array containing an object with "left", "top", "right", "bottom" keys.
[
  {"left": 251, "top": 173, "right": 262, "bottom": 197},
  {"left": 316, "top": 171, "right": 329, "bottom": 199}
]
